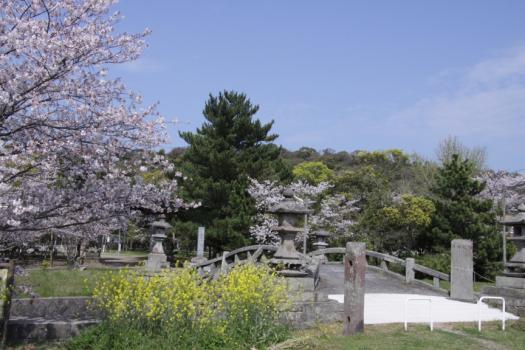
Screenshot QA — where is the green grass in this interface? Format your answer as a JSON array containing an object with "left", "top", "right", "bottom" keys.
[
  {"left": 7, "top": 321, "right": 525, "bottom": 349},
  {"left": 271, "top": 320, "right": 525, "bottom": 350},
  {"left": 16, "top": 268, "right": 116, "bottom": 297},
  {"left": 458, "top": 321, "right": 525, "bottom": 350},
  {"left": 100, "top": 250, "right": 148, "bottom": 257}
]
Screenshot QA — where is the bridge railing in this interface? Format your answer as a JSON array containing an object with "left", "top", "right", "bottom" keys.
[
  {"left": 193, "top": 244, "right": 449, "bottom": 291},
  {"left": 194, "top": 245, "right": 278, "bottom": 275},
  {"left": 308, "top": 248, "right": 450, "bottom": 290}
]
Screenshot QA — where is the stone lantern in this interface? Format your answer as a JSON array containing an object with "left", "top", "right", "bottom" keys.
[
  {"left": 483, "top": 203, "right": 525, "bottom": 315},
  {"left": 312, "top": 230, "right": 331, "bottom": 262},
  {"left": 500, "top": 203, "right": 525, "bottom": 278},
  {"left": 268, "top": 189, "right": 312, "bottom": 277},
  {"left": 146, "top": 216, "right": 171, "bottom": 272}
]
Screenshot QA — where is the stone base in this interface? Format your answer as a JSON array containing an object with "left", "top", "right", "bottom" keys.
[
  {"left": 8, "top": 318, "right": 99, "bottom": 342},
  {"left": 496, "top": 276, "right": 525, "bottom": 289},
  {"left": 283, "top": 300, "right": 343, "bottom": 328},
  {"left": 282, "top": 275, "right": 343, "bottom": 327},
  {"left": 146, "top": 253, "right": 168, "bottom": 272},
  {"left": 190, "top": 256, "right": 207, "bottom": 266},
  {"left": 482, "top": 285, "right": 525, "bottom": 316},
  {"left": 9, "top": 297, "right": 100, "bottom": 342},
  {"left": 285, "top": 276, "right": 327, "bottom": 301}
]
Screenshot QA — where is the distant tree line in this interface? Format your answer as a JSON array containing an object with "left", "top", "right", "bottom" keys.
[{"left": 160, "top": 91, "right": 524, "bottom": 278}]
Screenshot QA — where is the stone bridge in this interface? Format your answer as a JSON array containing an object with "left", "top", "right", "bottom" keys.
[
  {"left": 193, "top": 244, "right": 450, "bottom": 326},
  {"left": 194, "top": 245, "right": 449, "bottom": 296},
  {"left": 318, "top": 264, "right": 445, "bottom": 296}
]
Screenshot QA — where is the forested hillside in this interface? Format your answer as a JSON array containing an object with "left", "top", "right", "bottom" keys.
[{"left": 165, "top": 99, "right": 524, "bottom": 279}]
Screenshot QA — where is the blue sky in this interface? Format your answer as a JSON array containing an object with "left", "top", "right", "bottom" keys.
[{"left": 113, "top": 1, "right": 525, "bottom": 170}]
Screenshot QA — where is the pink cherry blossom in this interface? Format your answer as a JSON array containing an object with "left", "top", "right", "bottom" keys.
[
  {"left": 479, "top": 171, "right": 525, "bottom": 211},
  {"left": 247, "top": 178, "right": 358, "bottom": 244},
  {"left": 0, "top": 0, "right": 186, "bottom": 245}
]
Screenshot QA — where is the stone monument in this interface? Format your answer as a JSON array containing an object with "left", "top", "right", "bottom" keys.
[
  {"left": 450, "top": 239, "right": 474, "bottom": 301},
  {"left": 482, "top": 203, "right": 525, "bottom": 315},
  {"left": 191, "top": 226, "right": 207, "bottom": 265},
  {"left": 146, "top": 216, "right": 171, "bottom": 272}
]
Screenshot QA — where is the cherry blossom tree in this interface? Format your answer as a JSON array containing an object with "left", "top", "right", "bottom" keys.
[
  {"left": 479, "top": 170, "right": 525, "bottom": 211},
  {"left": 247, "top": 178, "right": 357, "bottom": 245},
  {"left": 0, "top": 0, "right": 186, "bottom": 247},
  {"left": 309, "top": 194, "right": 358, "bottom": 237}
]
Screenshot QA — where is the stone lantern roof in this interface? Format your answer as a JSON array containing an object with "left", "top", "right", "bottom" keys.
[
  {"left": 313, "top": 230, "right": 331, "bottom": 238},
  {"left": 500, "top": 203, "right": 525, "bottom": 226},
  {"left": 151, "top": 217, "right": 172, "bottom": 230},
  {"left": 268, "top": 189, "right": 313, "bottom": 215}
]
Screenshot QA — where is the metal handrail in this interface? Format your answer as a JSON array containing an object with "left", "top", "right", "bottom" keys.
[
  {"left": 478, "top": 296, "right": 506, "bottom": 331},
  {"left": 404, "top": 297, "right": 433, "bottom": 331}
]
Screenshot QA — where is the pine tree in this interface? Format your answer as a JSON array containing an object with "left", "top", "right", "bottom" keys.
[
  {"left": 178, "top": 91, "right": 291, "bottom": 255},
  {"left": 426, "top": 154, "right": 500, "bottom": 277}
]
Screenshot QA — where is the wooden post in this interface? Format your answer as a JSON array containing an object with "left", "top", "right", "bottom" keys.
[
  {"left": 344, "top": 242, "right": 366, "bottom": 336},
  {"left": 0, "top": 260, "right": 14, "bottom": 349}
]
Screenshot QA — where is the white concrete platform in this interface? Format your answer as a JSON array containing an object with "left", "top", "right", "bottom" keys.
[{"left": 328, "top": 293, "right": 519, "bottom": 324}]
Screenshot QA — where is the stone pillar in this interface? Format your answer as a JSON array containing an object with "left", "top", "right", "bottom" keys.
[
  {"left": 197, "top": 227, "right": 205, "bottom": 258},
  {"left": 405, "top": 258, "right": 415, "bottom": 283},
  {"left": 451, "top": 239, "right": 474, "bottom": 301},
  {"left": 220, "top": 251, "right": 229, "bottom": 274},
  {"left": 191, "top": 227, "right": 207, "bottom": 265},
  {"left": 343, "top": 242, "right": 366, "bottom": 335}
]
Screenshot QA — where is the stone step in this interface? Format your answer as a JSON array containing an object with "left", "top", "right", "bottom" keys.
[{"left": 8, "top": 317, "right": 100, "bottom": 342}]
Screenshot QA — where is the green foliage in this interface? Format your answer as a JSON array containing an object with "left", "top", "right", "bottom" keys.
[
  {"left": 170, "top": 220, "right": 199, "bottom": 254},
  {"left": 383, "top": 195, "right": 435, "bottom": 228},
  {"left": 427, "top": 154, "right": 500, "bottom": 277},
  {"left": 377, "top": 195, "right": 436, "bottom": 254},
  {"left": 356, "top": 149, "right": 409, "bottom": 165},
  {"left": 416, "top": 252, "right": 450, "bottom": 274},
  {"left": 141, "top": 169, "right": 166, "bottom": 185},
  {"left": 69, "top": 264, "right": 290, "bottom": 350},
  {"left": 292, "top": 161, "right": 333, "bottom": 184},
  {"left": 124, "top": 222, "right": 148, "bottom": 251},
  {"left": 333, "top": 166, "right": 392, "bottom": 250},
  {"left": 177, "top": 91, "right": 291, "bottom": 255}
]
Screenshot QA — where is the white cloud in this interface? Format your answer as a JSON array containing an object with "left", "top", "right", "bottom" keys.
[
  {"left": 391, "top": 45, "right": 525, "bottom": 140},
  {"left": 466, "top": 46, "right": 525, "bottom": 85}
]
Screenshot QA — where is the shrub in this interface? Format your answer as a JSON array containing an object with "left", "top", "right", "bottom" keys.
[
  {"left": 216, "top": 264, "right": 290, "bottom": 346},
  {"left": 416, "top": 252, "right": 450, "bottom": 274},
  {"left": 70, "top": 264, "right": 290, "bottom": 349}
]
